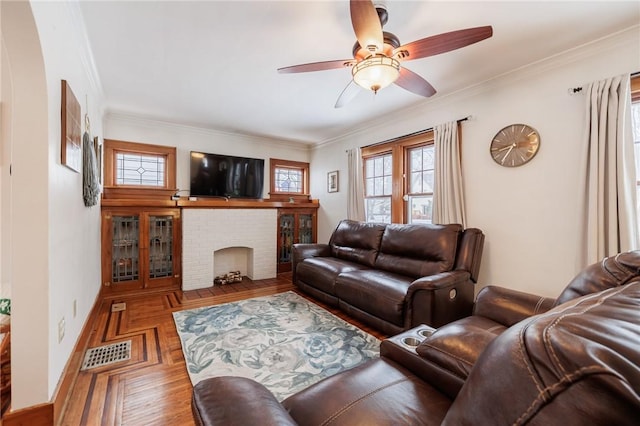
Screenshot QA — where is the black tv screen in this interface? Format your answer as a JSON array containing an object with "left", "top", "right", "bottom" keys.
[{"left": 189, "top": 151, "right": 264, "bottom": 199}]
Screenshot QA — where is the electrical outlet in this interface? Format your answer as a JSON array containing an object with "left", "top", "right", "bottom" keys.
[
  {"left": 58, "top": 317, "right": 65, "bottom": 343},
  {"left": 73, "top": 300, "right": 77, "bottom": 318}
]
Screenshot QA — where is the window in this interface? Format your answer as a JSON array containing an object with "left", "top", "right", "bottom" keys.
[
  {"left": 269, "top": 158, "right": 309, "bottom": 201},
  {"left": 275, "top": 167, "right": 303, "bottom": 193},
  {"left": 362, "top": 130, "right": 436, "bottom": 223},
  {"left": 364, "top": 153, "right": 392, "bottom": 223},
  {"left": 103, "top": 139, "right": 176, "bottom": 200},
  {"left": 115, "top": 152, "right": 165, "bottom": 186},
  {"left": 407, "top": 145, "right": 435, "bottom": 224}
]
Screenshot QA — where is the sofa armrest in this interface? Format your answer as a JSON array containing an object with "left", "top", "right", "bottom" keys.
[
  {"left": 292, "top": 243, "right": 330, "bottom": 260},
  {"left": 473, "top": 285, "right": 555, "bottom": 327},
  {"left": 408, "top": 271, "right": 470, "bottom": 292},
  {"left": 192, "top": 377, "right": 297, "bottom": 426},
  {"left": 405, "top": 271, "right": 475, "bottom": 328},
  {"left": 292, "top": 243, "right": 330, "bottom": 284}
]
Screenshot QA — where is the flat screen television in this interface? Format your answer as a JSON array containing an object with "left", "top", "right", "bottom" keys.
[{"left": 189, "top": 151, "right": 264, "bottom": 199}]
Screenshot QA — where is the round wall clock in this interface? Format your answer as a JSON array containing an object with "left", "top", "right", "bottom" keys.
[{"left": 490, "top": 124, "right": 540, "bottom": 167}]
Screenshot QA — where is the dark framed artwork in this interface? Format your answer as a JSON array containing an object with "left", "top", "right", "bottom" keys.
[
  {"left": 328, "top": 170, "right": 339, "bottom": 193},
  {"left": 61, "top": 80, "right": 82, "bottom": 172}
]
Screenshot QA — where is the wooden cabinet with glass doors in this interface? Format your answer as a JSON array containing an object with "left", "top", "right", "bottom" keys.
[
  {"left": 101, "top": 208, "right": 181, "bottom": 292},
  {"left": 277, "top": 208, "right": 317, "bottom": 273}
]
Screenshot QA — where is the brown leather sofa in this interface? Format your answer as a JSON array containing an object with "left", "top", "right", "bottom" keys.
[
  {"left": 191, "top": 278, "right": 640, "bottom": 425},
  {"left": 292, "top": 219, "right": 485, "bottom": 335}
]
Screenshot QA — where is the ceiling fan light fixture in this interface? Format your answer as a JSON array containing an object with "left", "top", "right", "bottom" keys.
[{"left": 352, "top": 55, "right": 400, "bottom": 93}]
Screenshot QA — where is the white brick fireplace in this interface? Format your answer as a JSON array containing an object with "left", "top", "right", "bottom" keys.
[{"left": 182, "top": 208, "right": 277, "bottom": 290}]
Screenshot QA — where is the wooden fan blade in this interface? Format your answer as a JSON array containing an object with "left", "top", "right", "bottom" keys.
[
  {"left": 278, "top": 59, "right": 355, "bottom": 74},
  {"left": 393, "top": 26, "right": 493, "bottom": 61},
  {"left": 394, "top": 67, "right": 436, "bottom": 98},
  {"left": 350, "top": 0, "right": 383, "bottom": 53},
  {"left": 335, "top": 80, "right": 361, "bottom": 108}
]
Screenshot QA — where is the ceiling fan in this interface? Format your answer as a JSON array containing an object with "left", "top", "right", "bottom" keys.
[{"left": 278, "top": 0, "right": 493, "bottom": 108}]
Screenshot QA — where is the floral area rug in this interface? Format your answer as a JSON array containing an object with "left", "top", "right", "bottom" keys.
[{"left": 173, "top": 291, "right": 380, "bottom": 401}]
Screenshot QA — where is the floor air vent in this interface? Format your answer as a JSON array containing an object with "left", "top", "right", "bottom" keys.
[{"left": 81, "top": 340, "right": 131, "bottom": 370}]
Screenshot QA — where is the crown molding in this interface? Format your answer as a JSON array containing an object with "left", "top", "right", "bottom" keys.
[
  {"left": 313, "top": 24, "right": 640, "bottom": 151},
  {"left": 106, "top": 112, "right": 312, "bottom": 152},
  {"left": 65, "top": 0, "right": 104, "bottom": 100}
]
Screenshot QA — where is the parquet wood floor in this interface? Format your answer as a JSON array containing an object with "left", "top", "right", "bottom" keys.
[{"left": 60, "top": 273, "right": 386, "bottom": 426}]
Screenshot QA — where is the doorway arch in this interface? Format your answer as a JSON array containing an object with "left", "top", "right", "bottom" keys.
[{"left": 2, "top": 0, "right": 52, "bottom": 411}]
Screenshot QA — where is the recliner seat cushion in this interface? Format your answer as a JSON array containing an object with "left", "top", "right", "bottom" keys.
[
  {"left": 335, "top": 269, "right": 413, "bottom": 326},
  {"left": 296, "top": 257, "right": 370, "bottom": 296},
  {"left": 375, "top": 223, "right": 462, "bottom": 278},
  {"left": 283, "top": 358, "right": 451, "bottom": 426},
  {"left": 329, "top": 220, "right": 386, "bottom": 267},
  {"left": 415, "top": 315, "right": 507, "bottom": 394}
]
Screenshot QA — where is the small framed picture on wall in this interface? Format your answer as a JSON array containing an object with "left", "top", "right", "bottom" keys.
[
  {"left": 61, "top": 80, "right": 82, "bottom": 173},
  {"left": 327, "top": 170, "right": 338, "bottom": 193}
]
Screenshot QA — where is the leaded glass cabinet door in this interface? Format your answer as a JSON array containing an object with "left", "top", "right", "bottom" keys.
[
  {"left": 103, "top": 212, "right": 143, "bottom": 291},
  {"left": 112, "top": 215, "right": 140, "bottom": 283},
  {"left": 277, "top": 208, "right": 317, "bottom": 273},
  {"left": 298, "top": 214, "right": 313, "bottom": 244},
  {"left": 278, "top": 213, "right": 295, "bottom": 272},
  {"left": 145, "top": 212, "right": 179, "bottom": 289}
]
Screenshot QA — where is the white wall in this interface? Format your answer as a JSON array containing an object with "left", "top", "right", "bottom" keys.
[
  {"left": 310, "top": 27, "right": 640, "bottom": 298},
  {"left": 105, "top": 115, "right": 312, "bottom": 197},
  {"left": 31, "top": 0, "right": 105, "bottom": 401},
  {"left": 1, "top": 0, "right": 104, "bottom": 409}
]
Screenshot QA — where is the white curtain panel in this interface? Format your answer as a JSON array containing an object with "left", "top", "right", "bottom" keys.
[
  {"left": 433, "top": 121, "right": 466, "bottom": 226},
  {"left": 581, "top": 73, "right": 639, "bottom": 265},
  {"left": 347, "top": 147, "right": 366, "bottom": 221}
]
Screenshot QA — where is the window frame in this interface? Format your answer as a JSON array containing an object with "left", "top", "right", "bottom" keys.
[
  {"left": 363, "top": 152, "right": 393, "bottom": 223},
  {"left": 269, "top": 158, "right": 310, "bottom": 202},
  {"left": 361, "top": 130, "right": 437, "bottom": 223},
  {"left": 405, "top": 144, "right": 435, "bottom": 224},
  {"left": 631, "top": 75, "right": 640, "bottom": 233},
  {"left": 103, "top": 139, "right": 177, "bottom": 200}
]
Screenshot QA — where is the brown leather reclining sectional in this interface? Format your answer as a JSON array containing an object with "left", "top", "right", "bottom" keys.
[
  {"left": 415, "top": 249, "right": 640, "bottom": 398},
  {"left": 292, "top": 219, "right": 485, "bottom": 335},
  {"left": 192, "top": 251, "right": 640, "bottom": 425}
]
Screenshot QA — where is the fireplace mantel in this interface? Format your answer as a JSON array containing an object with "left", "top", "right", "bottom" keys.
[
  {"left": 178, "top": 198, "right": 319, "bottom": 209},
  {"left": 102, "top": 197, "right": 319, "bottom": 209}
]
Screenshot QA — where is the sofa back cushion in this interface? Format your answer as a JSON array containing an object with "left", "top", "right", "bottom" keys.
[
  {"left": 554, "top": 250, "right": 640, "bottom": 306},
  {"left": 329, "top": 220, "right": 386, "bottom": 267},
  {"left": 443, "top": 281, "right": 640, "bottom": 425},
  {"left": 374, "top": 223, "right": 462, "bottom": 278}
]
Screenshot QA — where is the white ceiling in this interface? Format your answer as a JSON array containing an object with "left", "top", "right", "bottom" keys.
[{"left": 77, "top": 1, "right": 640, "bottom": 145}]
